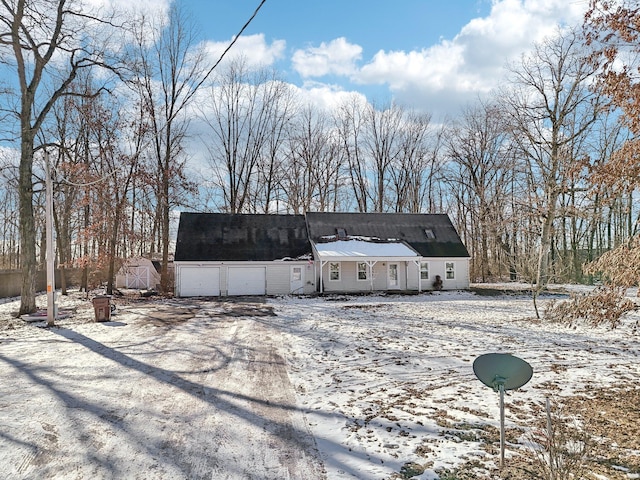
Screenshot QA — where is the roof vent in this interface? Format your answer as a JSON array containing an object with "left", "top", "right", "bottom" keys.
[
  {"left": 424, "top": 228, "right": 435, "bottom": 239},
  {"left": 336, "top": 227, "right": 347, "bottom": 239}
]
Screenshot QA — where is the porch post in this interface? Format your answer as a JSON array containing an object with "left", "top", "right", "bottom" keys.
[
  {"left": 320, "top": 260, "right": 324, "bottom": 293},
  {"left": 367, "top": 260, "right": 377, "bottom": 291}
]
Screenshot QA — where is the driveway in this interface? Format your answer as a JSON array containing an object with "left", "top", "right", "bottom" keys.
[{"left": 0, "top": 297, "right": 326, "bottom": 479}]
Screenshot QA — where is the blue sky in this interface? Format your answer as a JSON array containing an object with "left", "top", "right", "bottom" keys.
[
  {"left": 171, "top": 0, "right": 588, "bottom": 119},
  {"left": 187, "top": 1, "right": 493, "bottom": 55}
]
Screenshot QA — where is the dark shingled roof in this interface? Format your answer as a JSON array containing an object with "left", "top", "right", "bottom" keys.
[
  {"left": 174, "top": 213, "right": 311, "bottom": 262},
  {"left": 305, "top": 212, "right": 470, "bottom": 258}
]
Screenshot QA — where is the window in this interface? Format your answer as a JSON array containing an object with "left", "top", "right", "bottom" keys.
[
  {"left": 420, "top": 262, "right": 429, "bottom": 280},
  {"left": 357, "top": 262, "right": 368, "bottom": 281},
  {"left": 446, "top": 262, "right": 455, "bottom": 280},
  {"left": 292, "top": 267, "right": 302, "bottom": 281},
  {"left": 329, "top": 262, "right": 341, "bottom": 281}
]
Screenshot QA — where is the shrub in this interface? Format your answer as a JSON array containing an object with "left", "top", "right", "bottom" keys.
[
  {"left": 543, "top": 285, "right": 637, "bottom": 329},
  {"left": 526, "top": 404, "right": 592, "bottom": 480}
]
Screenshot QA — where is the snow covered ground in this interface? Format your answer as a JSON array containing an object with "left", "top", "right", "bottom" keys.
[{"left": 1, "top": 285, "right": 639, "bottom": 479}]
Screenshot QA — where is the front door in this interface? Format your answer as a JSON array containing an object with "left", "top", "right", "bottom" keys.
[
  {"left": 290, "top": 265, "right": 304, "bottom": 294},
  {"left": 388, "top": 263, "right": 399, "bottom": 288}
]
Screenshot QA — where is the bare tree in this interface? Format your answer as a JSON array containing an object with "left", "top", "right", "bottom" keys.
[
  {"left": 201, "top": 60, "right": 287, "bottom": 214},
  {"left": 249, "top": 79, "right": 296, "bottom": 213},
  {"left": 281, "top": 106, "right": 345, "bottom": 213},
  {"left": 390, "top": 109, "right": 433, "bottom": 213},
  {"left": 130, "top": 4, "right": 205, "bottom": 292},
  {"left": 0, "top": 154, "right": 19, "bottom": 269},
  {"left": 502, "top": 28, "right": 600, "bottom": 316},
  {"left": 445, "top": 99, "right": 517, "bottom": 281},
  {"left": 0, "top": 0, "right": 121, "bottom": 315},
  {"left": 334, "top": 95, "right": 369, "bottom": 212},
  {"left": 364, "top": 101, "right": 403, "bottom": 212}
]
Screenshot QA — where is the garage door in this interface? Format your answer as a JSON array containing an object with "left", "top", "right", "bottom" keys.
[
  {"left": 179, "top": 266, "right": 220, "bottom": 296},
  {"left": 228, "top": 267, "right": 266, "bottom": 296}
]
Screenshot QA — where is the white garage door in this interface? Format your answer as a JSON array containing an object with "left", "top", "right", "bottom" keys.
[
  {"left": 179, "top": 266, "right": 220, "bottom": 297},
  {"left": 228, "top": 267, "right": 266, "bottom": 296}
]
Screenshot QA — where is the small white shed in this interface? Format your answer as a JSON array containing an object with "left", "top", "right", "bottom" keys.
[{"left": 115, "top": 257, "right": 161, "bottom": 290}]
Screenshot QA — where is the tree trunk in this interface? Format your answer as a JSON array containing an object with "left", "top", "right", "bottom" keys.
[
  {"left": 160, "top": 168, "right": 170, "bottom": 294},
  {"left": 18, "top": 134, "right": 36, "bottom": 316}
]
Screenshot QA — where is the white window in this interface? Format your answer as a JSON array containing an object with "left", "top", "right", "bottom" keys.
[
  {"left": 357, "top": 262, "right": 368, "bottom": 281},
  {"left": 420, "top": 262, "right": 429, "bottom": 280},
  {"left": 329, "top": 262, "right": 341, "bottom": 281},
  {"left": 292, "top": 267, "right": 302, "bottom": 281},
  {"left": 446, "top": 262, "right": 455, "bottom": 280}
]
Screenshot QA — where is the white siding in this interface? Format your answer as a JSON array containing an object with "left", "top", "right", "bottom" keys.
[
  {"left": 419, "top": 259, "right": 470, "bottom": 290},
  {"left": 321, "top": 261, "right": 413, "bottom": 292},
  {"left": 319, "top": 258, "right": 470, "bottom": 293}
]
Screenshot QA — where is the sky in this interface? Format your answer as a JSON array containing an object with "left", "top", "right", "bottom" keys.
[{"left": 177, "top": 0, "right": 589, "bottom": 120}]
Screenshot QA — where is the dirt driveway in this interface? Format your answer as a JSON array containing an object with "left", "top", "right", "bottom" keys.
[{"left": 0, "top": 296, "right": 326, "bottom": 479}]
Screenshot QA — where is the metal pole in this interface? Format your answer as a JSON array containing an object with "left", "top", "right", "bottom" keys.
[
  {"left": 546, "top": 397, "right": 555, "bottom": 479},
  {"left": 499, "top": 383, "right": 505, "bottom": 469},
  {"left": 45, "top": 151, "right": 56, "bottom": 327}
]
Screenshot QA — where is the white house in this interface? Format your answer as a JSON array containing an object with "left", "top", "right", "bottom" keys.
[
  {"left": 173, "top": 212, "right": 470, "bottom": 297},
  {"left": 305, "top": 212, "right": 470, "bottom": 293}
]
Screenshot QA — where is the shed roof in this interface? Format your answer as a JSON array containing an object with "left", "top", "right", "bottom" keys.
[
  {"left": 174, "top": 213, "right": 311, "bottom": 262},
  {"left": 306, "top": 212, "right": 470, "bottom": 258}
]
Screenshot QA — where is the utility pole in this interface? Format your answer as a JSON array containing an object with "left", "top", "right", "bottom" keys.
[{"left": 45, "top": 151, "right": 56, "bottom": 327}]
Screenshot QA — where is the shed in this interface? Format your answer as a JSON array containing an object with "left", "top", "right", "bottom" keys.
[{"left": 115, "top": 256, "right": 161, "bottom": 290}]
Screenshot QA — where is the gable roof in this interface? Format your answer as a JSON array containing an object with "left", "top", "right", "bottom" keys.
[
  {"left": 305, "top": 212, "right": 470, "bottom": 258},
  {"left": 174, "top": 213, "right": 311, "bottom": 262}
]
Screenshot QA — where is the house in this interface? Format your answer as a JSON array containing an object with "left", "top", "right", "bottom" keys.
[
  {"left": 173, "top": 213, "right": 315, "bottom": 297},
  {"left": 173, "top": 211, "right": 470, "bottom": 297},
  {"left": 115, "top": 256, "right": 161, "bottom": 290},
  {"left": 305, "top": 212, "right": 470, "bottom": 293}
]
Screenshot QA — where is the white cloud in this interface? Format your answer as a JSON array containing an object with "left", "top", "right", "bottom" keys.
[
  {"left": 359, "top": 0, "right": 586, "bottom": 92},
  {"left": 292, "top": 81, "right": 368, "bottom": 112},
  {"left": 290, "top": 0, "right": 588, "bottom": 117},
  {"left": 203, "top": 33, "right": 286, "bottom": 69},
  {"left": 292, "top": 37, "right": 363, "bottom": 77}
]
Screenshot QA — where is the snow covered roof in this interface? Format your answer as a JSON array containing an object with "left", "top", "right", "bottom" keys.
[
  {"left": 306, "top": 212, "right": 470, "bottom": 258},
  {"left": 313, "top": 239, "right": 420, "bottom": 261}
]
